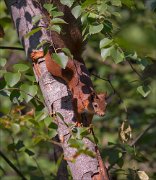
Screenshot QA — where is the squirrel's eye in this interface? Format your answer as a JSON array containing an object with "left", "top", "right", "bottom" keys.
[{"left": 93, "top": 103, "right": 98, "bottom": 108}]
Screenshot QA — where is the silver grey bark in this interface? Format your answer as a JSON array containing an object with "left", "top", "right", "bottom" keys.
[{"left": 4, "top": 0, "right": 102, "bottom": 179}]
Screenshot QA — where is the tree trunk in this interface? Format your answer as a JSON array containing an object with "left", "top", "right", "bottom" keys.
[{"left": 4, "top": 0, "right": 109, "bottom": 179}]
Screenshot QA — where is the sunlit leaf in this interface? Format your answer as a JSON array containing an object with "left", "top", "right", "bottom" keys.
[
  {"left": 62, "top": 48, "right": 73, "bottom": 58},
  {"left": 101, "top": 46, "right": 113, "bottom": 60},
  {"left": 49, "top": 25, "right": 61, "bottom": 34},
  {"left": 89, "top": 24, "right": 103, "bottom": 35},
  {"left": 72, "top": 5, "right": 82, "bottom": 19},
  {"left": 43, "top": 4, "right": 56, "bottom": 12},
  {"left": 137, "top": 171, "right": 149, "bottom": 180},
  {"left": 60, "top": 0, "right": 74, "bottom": 7},
  {"left": 0, "top": 58, "right": 7, "bottom": 67},
  {"left": 11, "top": 123, "right": 20, "bottom": 134},
  {"left": 100, "top": 38, "right": 113, "bottom": 49},
  {"left": 50, "top": 11, "right": 64, "bottom": 18},
  {"left": 119, "top": 120, "right": 132, "bottom": 143},
  {"left": 82, "top": 0, "right": 96, "bottom": 8},
  {"left": 112, "top": 0, "right": 122, "bottom": 6},
  {"left": 51, "top": 18, "right": 67, "bottom": 24},
  {"left": 112, "top": 48, "right": 125, "bottom": 64},
  {"left": 121, "top": 0, "right": 134, "bottom": 8},
  {"left": 32, "top": 15, "right": 42, "bottom": 25},
  {"left": 4, "top": 72, "right": 21, "bottom": 87},
  {"left": 13, "top": 64, "right": 30, "bottom": 72},
  {"left": 20, "top": 84, "right": 38, "bottom": 102},
  {"left": 137, "top": 85, "right": 151, "bottom": 97},
  {"left": 52, "top": 52, "right": 68, "bottom": 69},
  {"left": 25, "top": 27, "right": 42, "bottom": 38}
]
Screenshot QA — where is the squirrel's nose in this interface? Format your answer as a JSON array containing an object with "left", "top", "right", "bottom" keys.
[{"left": 100, "top": 112, "right": 105, "bottom": 116}]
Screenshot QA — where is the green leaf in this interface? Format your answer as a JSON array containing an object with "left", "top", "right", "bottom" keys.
[
  {"left": 62, "top": 48, "right": 73, "bottom": 58},
  {"left": 52, "top": 52, "right": 68, "bottom": 69},
  {"left": 137, "top": 85, "right": 151, "bottom": 97},
  {"left": 117, "top": 157, "right": 124, "bottom": 168},
  {"left": 48, "top": 122, "right": 58, "bottom": 130},
  {"left": 11, "top": 123, "right": 20, "bottom": 134},
  {"left": 24, "top": 74, "right": 36, "bottom": 82},
  {"left": 82, "top": 0, "right": 96, "bottom": 9},
  {"left": 15, "top": 140, "right": 25, "bottom": 150},
  {"left": 60, "top": 0, "right": 74, "bottom": 7},
  {"left": 101, "top": 46, "right": 113, "bottom": 60},
  {"left": 89, "top": 24, "right": 103, "bottom": 35},
  {"left": 0, "top": 70, "right": 6, "bottom": 77},
  {"left": 25, "top": 27, "right": 42, "bottom": 38},
  {"left": 112, "top": 0, "right": 122, "bottom": 6},
  {"left": 137, "top": 58, "right": 152, "bottom": 71},
  {"left": 97, "top": 2, "right": 108, "bottom": 14},
  {"left": 50, "top": 11, "right": 64, "bottom": 18},
  {"left": 37, "top": 40, "right": 48, "bottom": 49},
  {"left": 32, "top": 15, "right": 42, "bottom": 25},
  {"left": 100, "top": 38, "right": 113, "bottom": 49},
  {"left": 43, "top": 4, "right": 56, "bottom": 12},
  {"left": 111, "top": 48, "right": 125, "bottom": 64},
  {"left": 4, "top": 72, "right": 21, "bottom": 87},
  {"left": 71, "top": 5, "right": 82, "bottom": 19},
  {"left": 69, "top": 139, "right": 84, "bottom": 149},
  {"left": 121, "top": 0, "right": 134, "bottom": 8},
  {"left": 30, "top": 175, "right": 45, "bottom": 180},
  {"left": 0, "top": 58, "right": 7, "bottom": 67},
  {"left": 44, "top": 117, "right": 53, "bottom": 127},
  {"left": 49, "top": 25, "right": 61, "bottom": 34},
  {"left": 56, "top": 112, "right": 64, "bottom": 121},
  {"left": 25, "top": 149, "right": 35, "bottom": 156},
  {"left": 33, "top": 136, "right": 45, "bottom": 145},
  {"left": 13, "top": 64, "right": 30, "bottom": 72},
  {"left": 51, "top": 18, "right": 67, "bottom": 24},
  {"left": 8, "top": 143, "right": 16, "bottom": 151},
  {"left": 20, "top": 84, "right": 38, "bottom": 102},
  {"left": 28, "top": 166, "right": 37, "bottom": 171},
  {"left": 10, "top": 90, "right": 20, "bottom": 101}
]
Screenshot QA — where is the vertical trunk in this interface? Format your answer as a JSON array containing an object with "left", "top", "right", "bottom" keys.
[{"left": 4, "top": 0, "right": 109, "bottom": 179}]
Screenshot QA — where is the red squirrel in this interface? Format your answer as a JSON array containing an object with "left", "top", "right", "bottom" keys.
[
  {"left": 31, "top": 0, "right": 107, "bottom": 125},
  {"left": 31, "top": 51, "right": 107, "bottom": 125}
]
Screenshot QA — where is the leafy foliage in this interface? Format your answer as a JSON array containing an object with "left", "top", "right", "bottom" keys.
[{"left": 0, "top": 0, "right": 156, "bottom": 179}]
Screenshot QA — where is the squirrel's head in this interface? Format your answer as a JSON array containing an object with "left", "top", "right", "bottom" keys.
[{"left": 91, "top": 92, "right": 107, "bottom": 116}]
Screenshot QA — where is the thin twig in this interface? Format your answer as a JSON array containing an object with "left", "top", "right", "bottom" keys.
[
  {"left": 0, "top": 150, "right": 27, "bottom": 179},
  {"left": 108, "top": 120, "right": 156, "bottom": 171},
  {"left": 130, "top": 120, "right": 156, "bottom": 146},
  {"left": 0, "top": 88, "right": 43, "bottom": 104},
  {"left": 91, "top": 73, "right": 127, "bottom": 113},
  {"left": 33, "top": 157, "right": 44, "bottom": 177},
  {"left": 48, "top": 139, "right": 62, "bottom": 147},
  {"left": 0, "top": 46, "right": 24, "bottom": 51},
  {"left": 11, "top": 136, "right": 21, "bottom": 170},
  {"left": 127, "top": 60, "right": 142, "bottom": 79}
]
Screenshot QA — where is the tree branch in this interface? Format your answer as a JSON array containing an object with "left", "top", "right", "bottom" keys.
[
  {"left": 108, "top": 120, "right": 156, "bottom": 170},
  {"left": 130, "top": 120, "right": 156, "bottom": 146},
  {"left": 0, "top": 46, "right": 24, "bottom": 51},
  {"left": 4, "top": 0, "right": 109, "bottom": 179},
  {"left": 0, "top": 150, "right": 27, "bottom": 179}
]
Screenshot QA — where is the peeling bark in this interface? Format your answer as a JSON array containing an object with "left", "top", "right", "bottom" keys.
[{"left": 4, "top": 0, "right": 109, "bottom": 179}]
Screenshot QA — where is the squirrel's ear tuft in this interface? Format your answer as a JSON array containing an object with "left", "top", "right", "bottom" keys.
[
  {"left": 91, "top": 91, "right": 96, "bottom": 96},
  {"left": 90, "top": 91, "right": 96, "bottom": 101}
]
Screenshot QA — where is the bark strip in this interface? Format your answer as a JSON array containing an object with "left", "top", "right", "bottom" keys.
[{"left": 4, "top": 0, "right": 109, "bottom": 179}]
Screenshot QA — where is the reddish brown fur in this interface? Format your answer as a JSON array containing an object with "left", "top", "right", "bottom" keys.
[{"left": 31, "top": 51, "right": 107, "bottom": 125}]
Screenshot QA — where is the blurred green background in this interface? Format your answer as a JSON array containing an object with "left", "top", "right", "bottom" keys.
[{"left": 0, "top": 0, "right": 156, "bottom": 179}]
